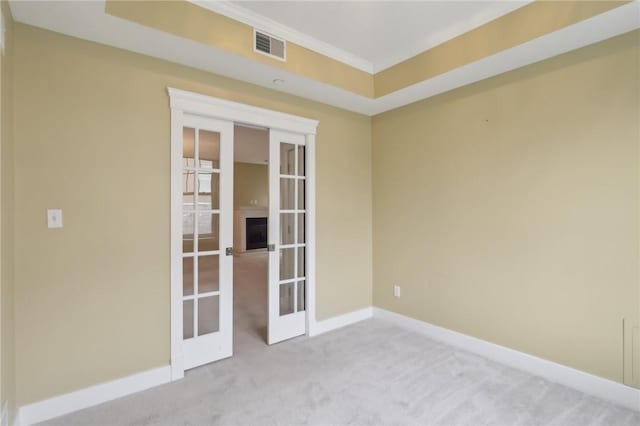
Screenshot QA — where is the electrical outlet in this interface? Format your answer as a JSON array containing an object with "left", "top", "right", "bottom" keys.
[{"left": 393, "top": 285, "right": 401, "bottom": 298}]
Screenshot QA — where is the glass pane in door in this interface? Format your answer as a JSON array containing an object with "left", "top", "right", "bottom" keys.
[
  {"left": 183, "top": 257, "right": 194, "bottom": 296},
  {"left": 183, "top": 213, "right": 194, "bottom": 253},
  {"left": 182, "top": 124, "right": 225, "bottom": 342},
  {"left": 280, "top": 248, "right": 295, "bottom": 281},
  {"left": 297, "top": 146, "right": 305, "bottom": 177},
  {"left": 296, "top": 281, "right": 305, "bottom": 312},
  {"left": 280, "top": 143, "right": 295, "bottom": 175},
  {"left": 197, "top": 295, "right": 220, "bottom": 335},
  {"left": 297, "top": 213, "right": 305, "bottom": 244},
  {"left": 279, "top": 282, "right": 295, "bottom": 315},
  {"left": 198, "top": 255, "right": 219, "bottom": 293},
  {"left": 280, "top": 213, "right": 295, "bottom": 245},
  {"left": 297, "top": 247, "right": 305, "bottom": 278},
  {"left": 198, "top": 129, "right": 220, "bottom": 169},
  {"left": 280, "top": 178, "right": 295, "bottom": 210},
  {"left": 197, "top": 213, "right": 219, "bottom": 251},
  {"left": 183, "top": 299, "right": 194, "bottom": 339},
  {"left": 183, "top": 171, "right": 196, "bottom": 209},
  {"left": 183, "top": 127, "right": 195, "bottom": 166},
  {"left": 297, "top": 180, "right": 305, "bottom": 210},
  {"left": 197, "top": 172, "right": 219, "bottom": 210}
]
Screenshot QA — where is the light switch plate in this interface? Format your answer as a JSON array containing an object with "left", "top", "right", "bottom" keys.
[
  {"left": 393, "top": 285, "right": 401, "bottom": 298},
  {"left": 47, "top": 209, "right": 63, "bottom": 229}
]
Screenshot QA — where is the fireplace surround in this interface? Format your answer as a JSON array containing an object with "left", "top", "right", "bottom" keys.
[{"left": 234, "top": 206, "right": 269, "bottom": 253}]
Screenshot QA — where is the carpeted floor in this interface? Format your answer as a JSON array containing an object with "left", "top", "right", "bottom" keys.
[{"left": 41, "top": 253, "right": 639, "bottom": 426}]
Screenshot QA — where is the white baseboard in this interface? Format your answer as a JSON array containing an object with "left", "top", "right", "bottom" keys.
[
  {"left": 16, "top": 308, "right": 638, "bottom": 425},
  {"left": 309, "top": 307, "right": 373, "bottom": 337},
  {"left": 373, "top": 307, "right": 640, "bottom": 412},
  {"left": 18, "top": 366, "right": 171, "bottom": 426},
  {"left": 1, "top": 401, "right": 8, "bottom": 426},
  {"left": 17, "top": 308, "right": 372, "bottom": 425}
]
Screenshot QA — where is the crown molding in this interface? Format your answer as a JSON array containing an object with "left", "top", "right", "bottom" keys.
[
  {"left": 190, "top": 0, "right": 374, "bottom": 74},
  {"left": 168, "top": 87, "right": 319, "bottom": 135},
  {"left": 190, "top": 0, "right": 533, "bottom": 75}
]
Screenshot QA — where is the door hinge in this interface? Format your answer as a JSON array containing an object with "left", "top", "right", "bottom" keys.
[
  {"left": 268, "top": 244, "right": 276, "bottom": 252},
  {"left": 225, "top": 247, "right": 233, "bottom": 256}
]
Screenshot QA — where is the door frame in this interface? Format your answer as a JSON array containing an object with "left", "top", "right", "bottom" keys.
[{"left": 168, "top": 87, "right": 318, "bottom": 380}]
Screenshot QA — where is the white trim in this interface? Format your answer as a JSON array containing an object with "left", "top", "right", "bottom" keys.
[
  {"left": 168, "top": 88, "right": 319, "bottom": 373},
  {"left": 169, "top": 107, "right": 185, "bottom": 381},
  {"left": 167, "top": 88, "right": 318, "bottom": 135},
  {"left": 17, "top": 366, "right": 171, "bottom": 426},
  {"left": 308, "top": 307, "right": 373, "bottom": 337},
  {"left": 1, "top": 401, "right": 8, "bottom": 426},
  {"left": 190, "top": 0, "right": 374, "bottom": 73},
  {"left": 304, "top": 134, "right": 317, "bottom": 336},
  {"left": 373, "top": 307, "right": 640, "bottom": 412}
]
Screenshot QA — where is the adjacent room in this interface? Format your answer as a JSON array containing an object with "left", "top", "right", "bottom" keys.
[
  {"left": 232, "top": 124, "right": 271, "bottom": 351},
  {"left": 0, "top": 1, "right": 638, "bottom": 425}
]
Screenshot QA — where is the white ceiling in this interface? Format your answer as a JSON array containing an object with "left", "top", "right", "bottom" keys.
[
  {"left": 8, "top": 1, "right": 640, "bottom": 116},
  {"left": 226, "top": 0, "right": 530, "bottom": 72}
]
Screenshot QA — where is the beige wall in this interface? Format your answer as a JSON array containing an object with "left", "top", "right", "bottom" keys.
[
  {"left": 0, "top": 1, "right": 16, "bottom": 421},
  {"left": 372, "top": 31, "right": 640, "bottom": 385},
  {"left": 13, "top": 24, "right": 372, "bottom": 405},
  {"left": 234, "top": 163, "right": 268, "bottom": 209},
  {"left": 10, "top": 5, "right": 638, "bottom": 409}
]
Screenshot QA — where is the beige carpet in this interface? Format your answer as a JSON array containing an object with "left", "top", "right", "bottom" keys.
[
  {"left": 232, "top": 251, "right": 270, "bottom": 352},
  {"left": 41, "top": 253, "right": 639, "bottom": 425}
]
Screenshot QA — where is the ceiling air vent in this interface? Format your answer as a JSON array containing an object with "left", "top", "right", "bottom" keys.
[{"left": 254, "top": 30, "right": 286, "bottom": 61}]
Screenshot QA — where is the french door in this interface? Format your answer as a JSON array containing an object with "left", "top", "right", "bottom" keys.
[
  {"left": 268, "top": 130, "right": 308, "bottom": 344},
  {"left": 178, "top": 114, "right": 233, "bottom": 369},
  {"left": 170, "top": 87, "right": 317, "bottom": 375}
]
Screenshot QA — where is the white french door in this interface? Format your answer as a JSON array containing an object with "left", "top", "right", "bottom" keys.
[
  {"left": 268, "top": 130, "right": 308, "bottom": 344},
  {"left": 177, "top": 114, "right": 234, "bottom": 369},
  {"left": 169, "top": 87, "right": 317, "bottom": 375}
]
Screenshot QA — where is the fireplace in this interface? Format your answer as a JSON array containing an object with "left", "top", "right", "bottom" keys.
[{"left": 245, "top": 217, "right": 268, "bottom": 250}]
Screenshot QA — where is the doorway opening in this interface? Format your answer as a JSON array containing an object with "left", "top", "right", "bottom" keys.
[
  {"left": 169, "top": 88, "right": 318, "bottom": 380},
  {"left": 232, "top": 124, "right": 270, "bottom": 351}
]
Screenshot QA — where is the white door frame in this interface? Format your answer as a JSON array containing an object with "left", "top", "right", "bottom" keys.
[{"left": 168, "top": 87, "right": 319, "bottom": 380}]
